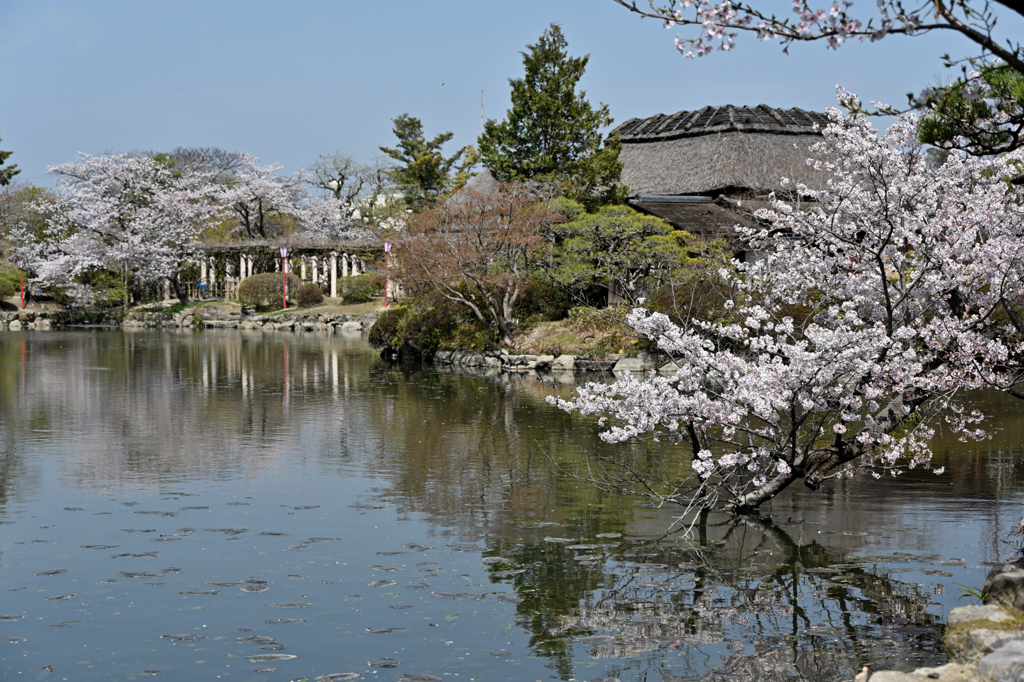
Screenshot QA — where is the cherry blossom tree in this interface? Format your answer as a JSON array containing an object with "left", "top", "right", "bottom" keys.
[
  {"left": 219, "top": 155, "right": 303, "bottom": 240},
  {"left": 297, "top": 196, "right": 371, "bottom": 243},
  {"left": 550, "top": 91, "right": 1024, "bottom": 516},
  {"left": 12, "top": 153, "right": 219, "bottom": 308},
  {"left": 613, "top": 1, "right": 1024, "bottom": 73}
]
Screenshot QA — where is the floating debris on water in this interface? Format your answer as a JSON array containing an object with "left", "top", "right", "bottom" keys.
[
  {"left": 575, "top": 635, "right": 615, "bottom": 644},
  {"left": 44, "top": 594, "right": 76, "bottom": 601},
  {"left": 36, "top": 569, "right": 68, "bottom": 576},
  {"left": 481, "top": 556, "right": 513, "bottom": 564},
  {"left": 266, "top": 602, "right": 313, "bottom": 608},
  {"left": 367, "top": 580, "right": 397, "bottom": 588},
  {"left": 0, "top": 615, "right": 23, "bottom": 621},
  {"left": 396, "top": 674, "right": 442, "bottom": 682},
  {"left": 81, "top": 545, "right": 118, "bottom": 549},
  {"left": 312, "top": 674, "right": 361, "bottom": 681},
  {"left": 595, "top": 533, "right": 622, "bottom": 539},
  {"left": 371, "top": 566, "right": 405, "bottom": 572},
  {"left": 236, "top": 635, "right": 278, "bottom": 645},
  {"left": 246, "top": 653, "right": 297, "bottom": 662},
  {"left": 241, "top": 584, "right": 270, "bottom": 593},
  {"left": 265, "top": 618, "right": 305, "bottom": 624},
  {"left": 162, "top": 634, "right": 205, "bottom": 641},
  {"left": 179, "top": 590, "right": 219, "bottom": 595}
]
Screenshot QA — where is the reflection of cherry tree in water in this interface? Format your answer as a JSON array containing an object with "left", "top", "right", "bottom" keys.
[{"left": 485, "top": 516, "right": 941, "bottom": 681}]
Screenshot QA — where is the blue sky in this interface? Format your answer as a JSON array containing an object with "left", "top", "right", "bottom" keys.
[{"left": 0, "top": 0, "right": 1011, "bottom": 186}]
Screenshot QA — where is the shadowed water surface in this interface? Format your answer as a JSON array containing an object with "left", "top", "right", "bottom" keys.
[{"left": 0, "top": 330, "right": 1021, "bottom": 681}]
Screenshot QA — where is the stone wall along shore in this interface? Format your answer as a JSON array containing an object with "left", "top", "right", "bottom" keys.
[
  {"left": 431, "top": 348, "right": 680, "bottom": 375},
  {"left": 122, "top": 309, "right": 377, "bottom": 333}
]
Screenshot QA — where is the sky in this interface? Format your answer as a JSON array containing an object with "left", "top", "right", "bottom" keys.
[{"left": 1, "top": 0, "right": 1017, "bottom": 187}]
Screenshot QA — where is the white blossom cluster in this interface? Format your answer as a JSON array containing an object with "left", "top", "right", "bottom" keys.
[{"left": 551, "top": 90, "right": 1024, "bottom": 512}]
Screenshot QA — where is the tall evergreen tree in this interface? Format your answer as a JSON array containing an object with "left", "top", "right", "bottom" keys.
[
  {"left": 0, "top": 135, "right": 20, "bottom": 187},
  {"left": 380, "top": 113, "right": 477, "bottom": 210},
  {"left": 478, "top": 24, "right": 624, "bottom": 209}
]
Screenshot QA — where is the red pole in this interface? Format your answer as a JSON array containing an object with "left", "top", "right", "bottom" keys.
[{"left": 282, "top": 258, "right": 287, "bottom": 310}]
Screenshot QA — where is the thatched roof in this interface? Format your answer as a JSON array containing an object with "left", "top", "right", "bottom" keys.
[{"left": 611, "top": 104, "right": 833, "bottom": 196}]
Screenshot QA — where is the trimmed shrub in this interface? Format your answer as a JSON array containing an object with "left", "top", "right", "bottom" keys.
[
  {"left": 339, "top": 274, "right": 382, "bottom": 304},
  {"left": 238, "top": 272, "right": 302, "bottom": 311},
  {"left": 296, "top": 283, "right": 324, "bottom": 308},
  {"left": 368, "top": 305, "right": 408, "bottom": 349},
  {"left": 0, "top": 264, "right": 18, "bottom": 301}
]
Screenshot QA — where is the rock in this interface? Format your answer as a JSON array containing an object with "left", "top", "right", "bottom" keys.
[
  {"left": 534, "top": 355, "right": 555, "bottom": 370},
  {"left": 552, "top": 355, "right": 575, "bottom": 370},
  {"left": 910, "top": 663, "right": 977, "bottom": 682},
  {"left": 340, "top": 321, "right": 363, "bottom": 332},
  {"left": 613, "top": 358, "right": 646, "bottom": 372},
  {"left": 949, "top": 605, "right": 1017, "bottom": 627},
  {"left": 434, "top": 351, "right": 453, "bottom": 364},
  {"left": 977, "top": 639, "right": 1024, "bottom": 681},
  {"left": 946, "top": 628, "right": 1024, "bottom": 665},
  {"left": 986, "top": 560, "right": 1024, "bottom": 610},
  {"left": 8, "top": 320, "right": 22, "bottom": 331},
  {"left": 483, "top": 356, "right": 502, "bottom": 369},
  {"left": 867, "top": 672, "right": 921, "bottom": 682}
]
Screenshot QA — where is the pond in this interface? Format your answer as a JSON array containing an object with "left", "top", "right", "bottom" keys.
[{"left": 0, "top": 330, "right": 1022, "bottom": 682}]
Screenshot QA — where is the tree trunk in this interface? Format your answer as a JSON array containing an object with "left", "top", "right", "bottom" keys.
[{"left": 170, "top": 276, "right": 189, "bottom": 305}]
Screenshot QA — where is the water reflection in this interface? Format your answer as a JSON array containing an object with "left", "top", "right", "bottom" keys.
[{"left": 0, "top": 331, "right": 1021, "bottom": 682}]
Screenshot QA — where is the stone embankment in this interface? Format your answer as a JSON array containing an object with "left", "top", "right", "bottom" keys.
[
  {"left": 868, "top": 559, "right": 1024, "bottom": 682},
  {"left": 431, "top": 349, "right": 680, "bottom": 374},
  {"left": 0, "top": 311, "right": 59, "bottom": 330},
  {"left": 122, "top": 309, "right": 376, "bottom": 332}
]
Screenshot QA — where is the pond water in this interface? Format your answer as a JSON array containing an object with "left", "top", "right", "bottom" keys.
[{"left": 0, "top": 330, "right": 1023, "bottom": 682}]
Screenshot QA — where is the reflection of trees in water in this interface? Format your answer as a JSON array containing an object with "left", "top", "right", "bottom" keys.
[
  {"left": 485, "top": 516, "right": 942, "bottom": 682},
  {"left": 360, "top": 364, "right": 657, "bottom": 541},
  {"left": 0, "top": 331, "right": 376, "bottom": 490}
]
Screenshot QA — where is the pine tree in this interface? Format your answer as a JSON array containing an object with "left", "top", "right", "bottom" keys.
[
  {"left": 380, "top": 114, "right": 477, "bottom": 210},
  {"left": 478, "top": 24, "right": 624, "bottom": 209},
  {"left": 0, "top": 135, "right": 19, "bottom": 187}
]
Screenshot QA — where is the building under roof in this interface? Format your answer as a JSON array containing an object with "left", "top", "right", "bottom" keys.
[{"left": 611, "top": 104, "right": 833, "bottom": 242}]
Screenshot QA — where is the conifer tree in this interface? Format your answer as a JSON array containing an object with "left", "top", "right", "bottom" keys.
[
  {"left": 478, "top": 24, "right": 624, "bottom": 209},
  {"left": 380, "top": 114, "right": 477, "bottom": 210},
  {"left": 0, "top": 135, "right": 19, "bottom": 187}
]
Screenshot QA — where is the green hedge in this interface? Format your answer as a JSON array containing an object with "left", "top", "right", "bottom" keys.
[
  {"left": 296, "top": 282, "right": 324, "bottom": 308},
  {"left": 238, "top": 272, "right": 303, "bottom": 311}
]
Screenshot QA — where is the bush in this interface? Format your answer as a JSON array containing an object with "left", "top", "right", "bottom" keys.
[
  {"left": 368, "top": 305, "right": 408, "bottom": 349},
  {"left": 238, "top": 272, "right": 302, "bottom": 311},
  {"left": 0, "top": 264, "right": 18, "bottom": 300},
  {"left": 339, "top": 274, "right": 382, "bottom": 304},
  {"left": 296, "top": 282, "right": 324, "bottom": 308}
]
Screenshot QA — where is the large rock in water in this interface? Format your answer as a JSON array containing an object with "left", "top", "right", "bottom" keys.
[
  {"left": 944, "top": 604, "right": 1024, "bottom": 665},
  {"left": 985, "top": 558, "right": 1024, "bottom": 610}
]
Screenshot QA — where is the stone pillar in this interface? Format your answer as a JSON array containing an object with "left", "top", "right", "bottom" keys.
[
  {"left": 163, "top": 279, "right": 171, "bottom": 301},
  {"left": 341, "top": 253, "right": 349, "bottom": 278},
  {"left": 330, "top": 252, "right": 338, "bottom": 298},
  {"left": 351, "top": 257, "right": 360, "bottom": 276},
  {"left": 311, "top": 256, "right": 319, "bottom": 285},
  {"left": 200, "top": 260, "right": 208, "bottom": 298},
  {"left": 300, "top": 257, "right": 307, "bottom": 281},
  {"left": 240, "top": 254, "right": 246, "bottom": 280},
  {"left": 246, "top": 255, "right": 254, "bottom": 278}
]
